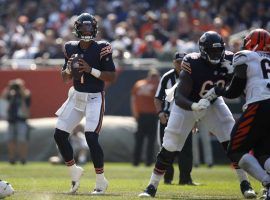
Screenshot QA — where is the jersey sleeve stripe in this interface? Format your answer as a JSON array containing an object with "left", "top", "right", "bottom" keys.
[
  {"left": 100, "top": 45, "right": 112, "bottom": 59},
  {"left": 182, "top": 64, "right": 192, "bottom": 74}
]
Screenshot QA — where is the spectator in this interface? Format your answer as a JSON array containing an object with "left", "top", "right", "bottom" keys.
[
  {"left": 1, "top": 79, "right": 31, "bottom": 165},
  {"left": 131, "top": 68, "right": 160, "bottom": 166}
]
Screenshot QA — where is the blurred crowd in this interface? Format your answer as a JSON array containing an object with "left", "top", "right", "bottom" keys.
[{"left": 0, "top": 0, "right": 269, "bottom": 68}]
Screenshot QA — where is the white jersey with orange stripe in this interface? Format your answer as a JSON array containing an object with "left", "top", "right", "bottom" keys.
[{"left": 233, "top": 50, "right": 270, "bottom": 107}]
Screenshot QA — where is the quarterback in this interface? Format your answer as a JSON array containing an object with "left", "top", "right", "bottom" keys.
[{"left": 53, "top": 13, "right": 116, "bottom": 195}]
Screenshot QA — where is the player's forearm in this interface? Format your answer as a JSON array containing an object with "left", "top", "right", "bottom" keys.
[
  {"left": 154, "top": 98, "right": 163, "bottom": 113},
  {"left": 99, "top": 71, "right": 116, "bottom": 82},
  {"left": 216, "top": 75, "right": 246, "bottom": 99},
  {"left": 61, "top": 70, "right": 72, "bottom": 83},
  {"left": 174, "top": 92, "right": 193, "bottom": 111}
]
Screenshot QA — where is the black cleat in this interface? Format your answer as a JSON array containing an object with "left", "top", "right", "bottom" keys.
[
  {"left": 138, "top": 184, "right": 157, "bottom": 198},
  {"left": 164, "top": 179, "right": 172, "bottom": 184},
  {"left": 240, "top": 180, "right": 256, "bottom": 199},
  {"left": 179, "top": 180, "right": 201, "bottom": 186}
]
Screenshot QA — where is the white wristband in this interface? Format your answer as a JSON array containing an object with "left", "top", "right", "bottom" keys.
[
  {"left": 91, "top": 68, "right": 101, "bottom": 78},
  {"left": 65, "top": 67, "right": 71, "bottom": 74}
]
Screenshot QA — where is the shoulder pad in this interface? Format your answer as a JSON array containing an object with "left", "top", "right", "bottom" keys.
[
  {"left": 64, "top": 41, "right": 79, "bottom": 48},
  {"left": 97, "top": 40, "right": 111, "bottom": 48},
  {"left": 224, "top": 50, "right": 234, "bottom": 62},
  {"left": 64, "top": 41, "right": 79, "bottom": 58},
  {"left": 182, "top": 53, "right": 199, "bottom": 74},
  {"left": 233, "top": 50, "right": 256, "bottom": 66},
  {"left": 98, "top": 41, "right": 112, "bottom": 59}
]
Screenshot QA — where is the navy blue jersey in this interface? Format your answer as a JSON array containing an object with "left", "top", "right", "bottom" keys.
[
  {"left": 63, "top": 40, "right": 115, "bottom": 93},
  {"left": 181, "top": 51, "right": 233, "bottom": 102}
]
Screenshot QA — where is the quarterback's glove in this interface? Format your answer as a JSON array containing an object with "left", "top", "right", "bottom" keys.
[
  {"left": 191, "top": 99, "right": 210, "bottom": 111},
  {"left": 221, "top": 59, "right": 234, "bottom": 74},
  {"left": 202, "top": 88, "right": 218, "bottom": 102}
]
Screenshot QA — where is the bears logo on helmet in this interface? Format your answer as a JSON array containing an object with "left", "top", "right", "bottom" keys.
[
  {"left": 74, "top": 13, "right": 98, "bottom": 42},
  {"left": 199, "top": 31, "right": 225, "bottom": 65},
  {"left": 243, "top": 28, "right": 270, "bottom": 52}
]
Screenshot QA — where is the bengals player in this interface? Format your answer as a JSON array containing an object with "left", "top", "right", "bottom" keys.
[
  {"left": 204, "top": 29, "right": 270, "bottom": 200},
  {"left": 139, "top": 31, "right": 256, "bottom": 199},
  {"left": 54, "top": 13, "right": 116, "bottom": 195}
]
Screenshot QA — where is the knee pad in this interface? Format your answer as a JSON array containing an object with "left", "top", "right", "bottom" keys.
[
  {"left": 54, "top": 128, "right": 69, "bottom": 144},
  {"left": 157, "top": 147, "right": 176, "bottom": 166}
]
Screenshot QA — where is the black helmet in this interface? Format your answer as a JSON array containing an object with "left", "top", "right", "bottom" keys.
[
  {"left": 74, "top": 13, "right": 98, "bottom": 41},
  {"left": 198, "top": 31, "right": 225, "bottom": 65}
]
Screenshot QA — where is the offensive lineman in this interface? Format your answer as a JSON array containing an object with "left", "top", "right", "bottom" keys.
[
  {"left": 203, "top": 28, "right": 270, "bottom": 200},
  {"left": 53, "top": 13, "right": 116, "bottom": 194},
  {"left": 139, "top": 31, "right": 256, "bottom": 198}
]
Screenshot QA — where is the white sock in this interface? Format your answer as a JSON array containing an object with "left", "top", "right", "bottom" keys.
[
  {"left": 68, "top": 164, "right": 77, "bottom": 172},
  {"left": 149, "top": 172, "right": 162, "bottom": 189},
  {"left": 96, "top": 173, "right": 105, "bottom": 182},
  {"left": 239, "top": 153, "right": 268, "bottom": 182},
  {"left": 264, "top": 158, "right": 270, "bottom": 174},
  {"left": 235, "top": 168, "right": 249, "bottom": 182}
]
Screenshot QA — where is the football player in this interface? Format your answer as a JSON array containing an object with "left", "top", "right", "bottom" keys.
[
  {"left": 139, "top": 31, "right": 256, "bottom": 198},
  {"left": 154, "top": 52, "right": 198, "bottom": 185},
  {"left": 203, "top": 29, "right": 270, "bottom": 200},
  {"left": 53, "top": 13, "right": 116, "bottom": 195}
]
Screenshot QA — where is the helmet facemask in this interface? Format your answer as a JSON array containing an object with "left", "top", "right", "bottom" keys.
[
  {"left": 74, "top": 14, "right": 97, "bottom": 42},
  {"left": 205, "top": 46, "right": 225, "bottom": 65}
]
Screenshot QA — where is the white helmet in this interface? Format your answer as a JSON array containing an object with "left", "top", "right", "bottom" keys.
[{"left": 0, "top": 180, "right": 14, "bottom": 199}]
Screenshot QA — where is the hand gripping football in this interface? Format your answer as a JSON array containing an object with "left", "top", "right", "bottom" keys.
[{"left": 70, "top": 54, "right": 83, "bottom": 80}]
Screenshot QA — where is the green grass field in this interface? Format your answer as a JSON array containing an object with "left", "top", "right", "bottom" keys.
[{"left": 0, "top": 162, "right": 263, "bottom": 200}]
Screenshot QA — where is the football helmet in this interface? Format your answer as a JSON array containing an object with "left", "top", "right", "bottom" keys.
[
  {"left": 74, "top": 13, "right": 98, "bottom": 42},
  {"left": 199, "top": 31, "right": 225, "bottom": 65},
  {"left": 243, "top": 28, "right": 270, "bottom": 52}
]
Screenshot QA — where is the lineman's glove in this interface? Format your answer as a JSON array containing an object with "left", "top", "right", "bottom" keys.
[
  {"left": 191, "top": 99, "right": 210, "bottom": 111},
  {"left": 202, "top": 88, "right": 218, "bottom": 102},
  {"left": 221, "top": 59, "right": 234, "bottom": 74}
]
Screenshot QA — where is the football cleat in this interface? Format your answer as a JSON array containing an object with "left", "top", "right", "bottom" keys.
[
  {"left": 263, "top": 183, "right": 270, "bottom": 200},
  {"left": 240, "top": 180, "right": 256, "bottom": 199},
  {"left": 259, "top": 187, "right": 267, "bottom": 199},
  {"left": 69, "top": 166, "right": 84, "bottom": 194},
  {"left": 138, "top": 184, "right": 157, "bottom": 198},
  {"left": 91, "top": 178, "right": 108, "bottom": 195},
  {"left": 179, "top": 180, "right": 201, "bottom": 186}
]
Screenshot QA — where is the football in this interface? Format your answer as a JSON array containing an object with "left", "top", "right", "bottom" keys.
[
  {"left": 0, "top": 180, "right": 14, "bottom": 199},
  {"left": 70, "top": 54, "right": 83, "bottom": 80}
]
